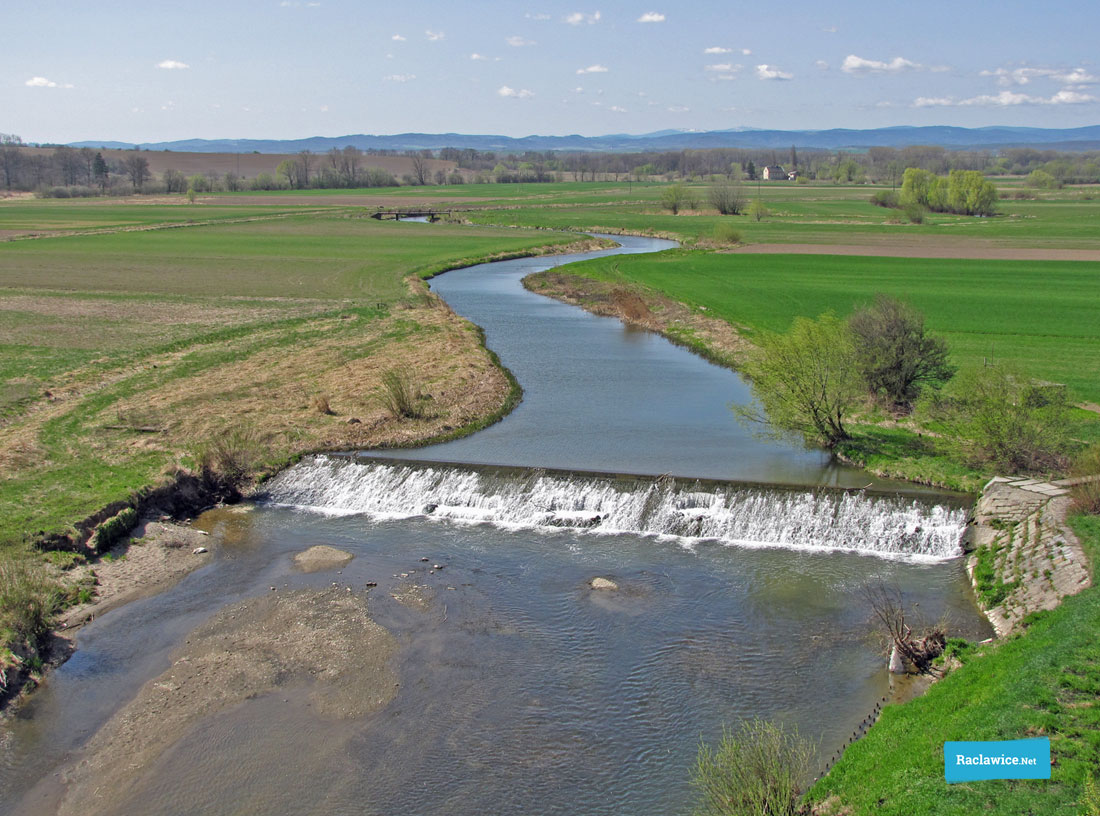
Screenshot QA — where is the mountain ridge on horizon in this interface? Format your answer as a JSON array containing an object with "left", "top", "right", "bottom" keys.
[{"left": 64, "top": 124, "right": 1100, "bottom": 154}]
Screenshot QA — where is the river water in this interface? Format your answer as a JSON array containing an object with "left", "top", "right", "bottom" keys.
[{"left": 0, "top": 233, "right": 989, "bottom": 815}]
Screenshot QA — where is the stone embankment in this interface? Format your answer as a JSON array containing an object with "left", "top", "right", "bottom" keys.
[{"left": 967, "top": 476, "right": 1092, "bottom": 636}]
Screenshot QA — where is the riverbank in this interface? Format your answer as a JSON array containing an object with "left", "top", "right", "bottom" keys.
[{"left": 808, "top": 512, "right": 1100, "bottom": 816}]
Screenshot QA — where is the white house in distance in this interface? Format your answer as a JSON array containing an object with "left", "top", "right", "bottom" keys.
[{"left": 762, "top": 165, "right": 786, "bottom": 180}]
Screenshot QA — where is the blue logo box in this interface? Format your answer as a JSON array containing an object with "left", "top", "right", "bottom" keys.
[{"left": 945, "top": 738, "right": 1051, "bottom": 782}]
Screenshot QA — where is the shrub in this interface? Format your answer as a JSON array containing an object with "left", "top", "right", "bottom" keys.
[
  {"left": 748, "top": 199, "right": 769, "bottom": 222},
  {"left": 93, "top": 507, "right": 138, "bottom": 552},
  {"left": 1069, "top": 444, "right": 1100, "bottom": 515},
  {"left": 870, "top": 189, "right": 899, "bottom": 208},
  {"left": 847, "top": 295, "right": 954, "bottom": 410},
  {"left": 194, "top": 424, "right": 270, "bottom": 487},
  {"left": 903, "top": 203, "right": 925, "bottom": 224},
  {"left": 711, "top": 222, "right": 743, "bottom": 246},
  {"left": 926, "top": 367, "right": 1071, "bottom": 473},
  {"left": 691, "top": 718, "right": 816, "bottom": 816},
  {"left": 709, "top": 180, "right": 747, "bottom": 215},
  {"left": 0, "top": 550, "right": 60, "bottom": 667},
  {"left": 1027, "top": 169, "right": 1063, "bottom": 190},
  {"left": 380, "top": 368, "right": 425, "bottom": 419}
]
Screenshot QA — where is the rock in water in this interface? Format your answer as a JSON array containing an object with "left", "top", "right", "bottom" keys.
[
  {"left": 293, "top": 545, "right": 354, "bottom": 573},
  {"left": 590, "top": 577, "right": 619, "bottom": 591}
]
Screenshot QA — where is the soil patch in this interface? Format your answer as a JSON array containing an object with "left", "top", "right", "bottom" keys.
[
  {"left": 53, "top": 588, "right": 397, "bottom": 816},
  {"left": 293, "top": 544, "right": 354, "bottom": 572}
]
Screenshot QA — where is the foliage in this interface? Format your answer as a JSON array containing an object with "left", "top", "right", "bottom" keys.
[
  {"left": 926, "top": 366, "right": 1071, "bottom": 473},
  {"left": 691, "top": 718, "right": 815, "bottom": 816},
  {"left": 711, "top": 222, "right": 743, "bottom": 246},
  {"left": 900, "top": 167, "right": 997, "bottom": 216},
  {"left": 380, "top": 368, "right": 425, "bottom": 419},
  {"left": 735, "top": 313, "right": 863, "bottom": 448},
  {"left": 1027, "top": 169, "right": 1063, "bottom": 190},
  {"left": 708, "top": 180, "right": 747, "bottom": 215},
  {"left": 660, "top": 182, "right": 697, "bottom": 214},
  {"left": 869, "top": 189, "right": 899, "bottom": 208},
  {"left": 847, "top": 295, "right": 955, "bottom": 409},
  {"left": 748, "top": 199, "right": 769, "bottom": 222},
  {"left": 93, "top": 506, "right": 138, "bottom": 552}
]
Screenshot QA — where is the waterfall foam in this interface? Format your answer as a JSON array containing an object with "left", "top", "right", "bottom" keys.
[{"left": 260, "top": 456, "right": 968, "bottom": 562}]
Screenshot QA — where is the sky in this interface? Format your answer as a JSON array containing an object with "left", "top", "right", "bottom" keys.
[{"left": 4, "top": 1, "right": 1099, "bottom": 144}]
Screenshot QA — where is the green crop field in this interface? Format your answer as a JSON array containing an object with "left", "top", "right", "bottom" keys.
[{"left": 554, "top": 249, "right": 1100, "bottom": 404}]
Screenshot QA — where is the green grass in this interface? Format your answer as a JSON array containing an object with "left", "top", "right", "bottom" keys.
[
  {"left": 808, "top": 514, "right": 1100, "bottom": 816},
  {"left": 0, "top": 199, "right": 324, "bottom": 233},
  {"left": 551, "top": 249, "right": 1100, "bottom": 404}
]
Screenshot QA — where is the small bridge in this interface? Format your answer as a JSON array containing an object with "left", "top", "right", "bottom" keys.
[{"left": 370, "top": 208, "right": 451, "bottom": 221}]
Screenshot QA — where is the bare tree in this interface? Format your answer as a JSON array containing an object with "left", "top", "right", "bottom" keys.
[
  {"left": 864, "top": 583, "right": 946, "bottom": 676},
  {"left": 708, "top": 179, "right": 747, "bottom": 215},
  {"left": 410, "top": 154, "right": 430, "bottom": 186},
  {"left": 121, "top": 152, "right": 151, "bottom": 191}
]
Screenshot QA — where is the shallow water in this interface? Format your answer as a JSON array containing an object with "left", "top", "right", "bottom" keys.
[{"left": 1, "top": 507, "right": 989, "bottom": 815}]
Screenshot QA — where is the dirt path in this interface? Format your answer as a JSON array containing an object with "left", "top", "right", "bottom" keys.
[{"left": 730, "top": 242, "right": 1100, "bottom": 262}]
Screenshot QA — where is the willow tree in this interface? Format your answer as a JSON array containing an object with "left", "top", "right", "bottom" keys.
[{"left": 734, "top": 313, "right": 862, "bottom": 448}]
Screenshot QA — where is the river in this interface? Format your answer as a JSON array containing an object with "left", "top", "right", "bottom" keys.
[{"left": 0, "top": 232, "right": 989, "bottom": 815}]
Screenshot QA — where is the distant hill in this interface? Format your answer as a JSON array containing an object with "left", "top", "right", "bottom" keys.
[{"left": 68, "top": 125, "right": 1100, "bottom": 154}]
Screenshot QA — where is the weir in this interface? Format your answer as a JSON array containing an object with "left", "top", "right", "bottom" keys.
[{"left": 260, "top": 455, "right": 970, "bottom": 561}]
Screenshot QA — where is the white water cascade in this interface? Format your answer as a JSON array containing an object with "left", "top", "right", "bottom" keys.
[{"left": 260, "top": 456, "right": 969, "bottom": 561}]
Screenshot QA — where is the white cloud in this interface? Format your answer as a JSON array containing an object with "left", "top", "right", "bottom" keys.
[
  {"left": 320, "top": 104, "right": 329, "bottom": 112},
  {"left": 564, "top": 11, "right": 601, "bottom": 25},
  {"left": 637, "top": 11, "right": 665, "bottom": 22},
  {"left": 25, "top": 76, "right": 73, "bottom": 88},
  {"left": 913, "top": 89, "right": 1097, "bottom": 107},
  {"left": 425, "top": 30, "right": 445, "bottom": 41},
  {"left": 576, "top": 64, "right": 608, "bottom": 74},
  {"left": 573, "top": 86, "right": 584, "bottom": 93},
  {"left": 506, "top": 35, "right": 535, "bottom": 46},
  {"left": 756, "top": 64, "right": 792, "bottom": 80},
  {"left": 384, "top": 73, "right": 416, "bottom": 82},
  {"left": 609, "top": 105, "right": 627, "bottom": 112},
  {"left": 471, "top": 53, "right": 488, "bottom": 61},
  {"left": 741, "top": 48, "right": 752, "bottom": 56},
  {"left": 526, "top": 12, "right": 551, "bottom": 19},
  {"left": 705, "top": 63, "right": 738, "bottom": 73},
  {"left": 391, "top": 34, "right": 406, "bottom": 41},
  {"left": 668, "top": 105, "right": 690, "bottom": 112},
  {"left": 704, "top": 46, "right": 731, "bottom": 54},
  {"left": 157, "top": 59, "right": 190, "bottom": 70},
  {"left": 981, "top": 66, "right": 1098, "bottom": 86},
  {"left": 815, "top": 60, "right": 830, "bottom": 71},
  {"left": 822, "top": 25, "right": 838, "bottom": 33},
  {"left": 498, "top": 85, "right": 534, "bottom": 99},
  {"left": 842, "top": 55, "right": 921, "bottom": 75}
]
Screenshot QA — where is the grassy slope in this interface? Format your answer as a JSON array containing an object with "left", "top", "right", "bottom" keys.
[{"left": 808, "top": 515, "right": 1100, "bottom": 816}]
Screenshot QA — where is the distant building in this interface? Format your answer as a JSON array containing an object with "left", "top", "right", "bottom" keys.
[
  {"left": 787, "top": 169, "right": 799, "bottom": 181},
  {"left": 762, "top": 165, "right": 786, "bottom": 180}
]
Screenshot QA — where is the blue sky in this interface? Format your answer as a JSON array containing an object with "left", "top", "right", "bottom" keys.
[{"left": 4, "top": 1, "right": 1098, "bottom": 143}]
